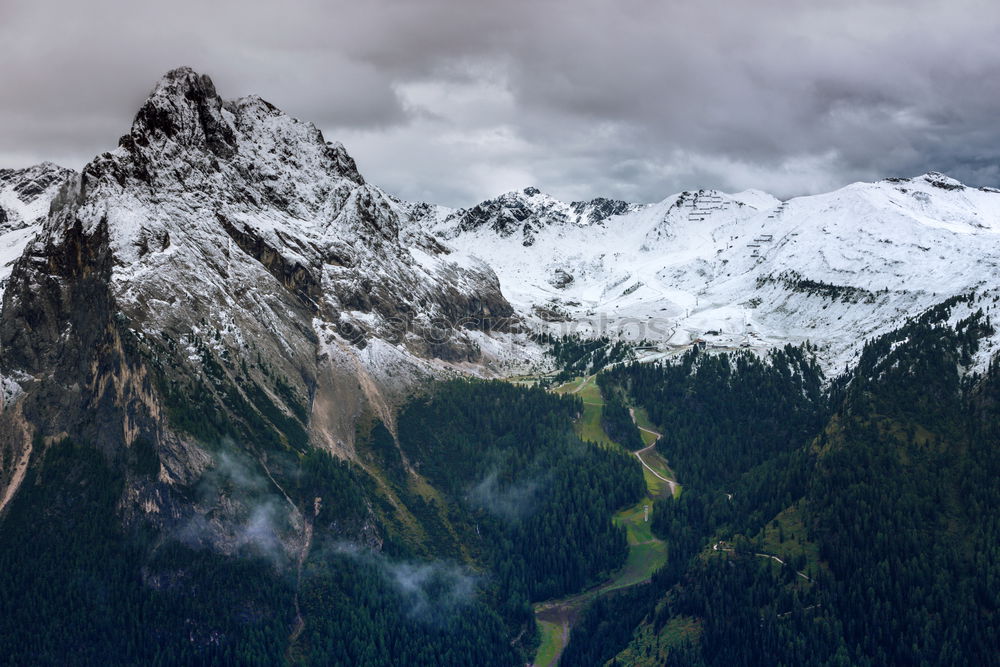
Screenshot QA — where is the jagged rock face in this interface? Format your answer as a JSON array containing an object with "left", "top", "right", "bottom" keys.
[
  {"left": 413, "top": 186, "right": 644, "bottom": 246},
  {"left": 0, "top": 163, "right": 73, "bottom": 221},
  {"left": 570, "top": 197, "right": 636, "bottom": 224},
  {"left": 0, "top": 67, "right": 516, "bottom": 551},
  {"left": 0, "top": 162, "right": 75, "bottom": 295}
]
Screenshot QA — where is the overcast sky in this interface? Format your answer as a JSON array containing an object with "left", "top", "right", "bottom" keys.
[{"left": 2, "top": 0, "right": 998, "bottom": 206}]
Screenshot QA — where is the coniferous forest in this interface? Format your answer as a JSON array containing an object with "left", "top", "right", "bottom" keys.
[
  {"left": 0, "top": 380, "right": 644, "bottom": 665},
  {"left": 563, "top": 294, "right": 1000, "bottom": 666},
  {"left": 1, "top": 296, "right": 999, "bottom": 665}
]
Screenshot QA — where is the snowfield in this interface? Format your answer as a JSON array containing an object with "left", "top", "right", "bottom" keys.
[{"left": 408, "top": 174, "right": 1000, "bottom": 373}]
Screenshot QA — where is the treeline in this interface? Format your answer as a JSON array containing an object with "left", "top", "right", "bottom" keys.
[
  {"left": 565, "top": 298, "right": 1000, "bottom": 665},
  {"left": 604, "top": 344, "right": 825, "bottom": 491},
  {"left": 546, "top": 334, "right": 635, "bottom": 379}
]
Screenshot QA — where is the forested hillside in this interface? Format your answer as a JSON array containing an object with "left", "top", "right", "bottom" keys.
[
  {"left": 565, "top": 295, "right": 1000, "bottom": 666},
  {"left": 2, "top": 292, "right": 999, "bottom": 665},
  {"left": 0, "top": 380, "right": 643, "bottom": 665}
]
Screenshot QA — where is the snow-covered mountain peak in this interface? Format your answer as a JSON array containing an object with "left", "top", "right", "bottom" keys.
[
  {"left": 123, "top": 66, "right": 237, "bottom": 162},
  {"left": 920, "top": 171, "right": 965, "bottom": 190},
  {"left": 112, "top": 68, "right": 364, "bottom": 201},
  {"left": 420, "top": 171, "right": 1000, "bottom": 373},
  {"left": 1, "top": 68, "right": 519, "bottom": 467}
]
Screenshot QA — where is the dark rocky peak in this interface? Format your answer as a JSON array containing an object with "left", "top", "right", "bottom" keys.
[
  {"left": 113, "top": 67, "right": 365, "bottom": 197},
  {"left": 570, "top": 196, "right": 635, "bottom": 224},
  {"left": 458, "top": 190, "right": 543, "bottom": 237},
  {"left": 449, "top": 187, "right": 639, "bottom": 243},
  {"left": 0, "top": 162, "right": 75, "bottom": 203},
  {"left": 124, "top": 66, "right": 236, "bottom": 160},
  {"left": 923, "top": 172, "right": 965, "bottom": 191},
  {"left": 324, "top": 141, "right": 364, "bottom": 185},
  {"left": 884, "top": 172, "right": 967, "bottom": 192}
]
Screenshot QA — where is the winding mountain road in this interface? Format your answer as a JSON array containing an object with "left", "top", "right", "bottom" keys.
[
  {"left": 712, "top": 541, "right": 814, "bottom": 582},
  {"left": 629, "top": 409, "right": 678, "bottom": 496}
]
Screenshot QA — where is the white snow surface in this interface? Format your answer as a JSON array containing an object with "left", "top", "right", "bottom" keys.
[{"left": 409, "top": 173, "right": 1000, "bottom": 373}]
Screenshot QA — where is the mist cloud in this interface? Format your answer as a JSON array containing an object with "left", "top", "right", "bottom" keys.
[
  {"left": 332, "top": 543, "right": 479, "bottom": 623},
  {"left": 175, "top": 449, "right": 295, "bottom": 566},
  {"left": 468, "top": 470, "right": 544, "bottom": 521},
  {"left": 2, "top": 0, "right": 998, "bottom": 204}
]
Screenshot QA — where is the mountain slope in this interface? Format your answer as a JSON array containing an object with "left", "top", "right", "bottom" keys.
[
  {"left": 410, "top": 174, "right": 1000, "bottom": 372},
  {"left": 0, "top": 67, "right": 519, "bottom": 546},
  {"left": 572, "top": 294, "right": 1000, "bottom": 666},
  {"left": 0, "top": 162, "right": 75, "bottom": 296}
]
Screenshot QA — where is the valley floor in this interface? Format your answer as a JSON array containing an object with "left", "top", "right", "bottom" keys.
[{"left": 531, "top": 377, "right": 677, "bottom": 666}]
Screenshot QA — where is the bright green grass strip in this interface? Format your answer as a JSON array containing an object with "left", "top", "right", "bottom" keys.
[
  {"left": 631, "top": 406, "right": 657, "bottom": 432},
  {"left": 577, "top": 402, "right": 616, "bottom": 447},
  {"left": 575, "top": 378, "right": 603, "bottom": 404},
  {"left": 534, "top": 619, "right": 566, "bottom": 667}
]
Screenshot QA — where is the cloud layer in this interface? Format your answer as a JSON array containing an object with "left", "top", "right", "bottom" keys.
[{"left": 2, "top": 0, "right": 998, "bottom": 204}]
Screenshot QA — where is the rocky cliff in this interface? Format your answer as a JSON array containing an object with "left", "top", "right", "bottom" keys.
[{"left": 0, "top": 68, "right": 518, "bottom": 551}]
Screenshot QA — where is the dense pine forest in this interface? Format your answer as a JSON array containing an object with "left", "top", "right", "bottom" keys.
[
  {"left": 563, "top": 294, "right": 1000, "bottom": 665},
  {"left": 2, "top": 296, "right": 999, "bottom": 665},
  {"left": 0, "top": 380, "right": 643, "bottom": 665}
]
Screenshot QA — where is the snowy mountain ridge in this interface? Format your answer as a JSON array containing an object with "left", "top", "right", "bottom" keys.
[
  {"left": 3, "top": 66, "right": 1000, "bottom": 550},
  {"left": 409, "top": 186, "right": 646, "bottom": 246},
  {"left": 407, "top": 171, "right": 1000, "bottom": 373},
  {"left": 4, "top": 67, "right": 1000, "bottom": 426},
  {"left": 0, "top": 68, "right": 527, "bottom": 539}
]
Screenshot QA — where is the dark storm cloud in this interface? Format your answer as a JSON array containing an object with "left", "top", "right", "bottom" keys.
[{"left": 1, "top": 0, "right": 998, "bottom": 205}]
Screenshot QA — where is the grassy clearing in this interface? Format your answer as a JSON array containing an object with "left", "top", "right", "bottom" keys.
[
  {"left": 642, "top": 467, "right": 670, "bottom": 497},
  {"left": 629, "top": 405, "right": 682, "bottom": 497},
  {"left": 616, "top": 498, "right": 657, "bottom": 545},
  {"left": 552, "top": 375, "right": 589, "bottom": 395},
  {"left": 578, "top": 402, "right": 617, "bottom": 448},
  {"left": 557, "top": 376, "right": 620, "bottom": 448},
  {"left": 756, "top": 503, "right": 824, "bottom": 579},
  {"left": 531, "top": 372, "right": 671, "bottom": 666},
  {"left": 631, "top": 406, "right": 658, "bottom": 433},
  {"left": 639, "top": 448, "right": 679, "bottom": 492},
  {"left": 534, "top": 619, "right": 566, "bottom": 667},
  {"left": 611, "top": 498, "right": 669, "bottom": 590},
  {"left": 608, "top": 539, "right": 668, "bottom": 592},
  {"left": 575, "top": 378, "right": 603, "bottom": 404},
  {"left": 638, "top": 428, "right": 658, "bottom": 447}
]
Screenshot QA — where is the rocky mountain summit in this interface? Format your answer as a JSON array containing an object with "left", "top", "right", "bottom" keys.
[
  {"left": 0, "top": 68, "right": 519, "bottom": 547},
  {"left": 409, "top": 186, "right": 644, "bottom": 246}
]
